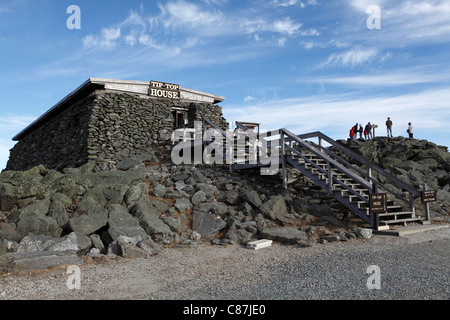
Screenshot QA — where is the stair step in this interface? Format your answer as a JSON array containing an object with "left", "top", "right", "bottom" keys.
[
  {"left": 379, "top": 217, "right": 424, "bottom": 225},
  {"left": 378, "top": 211, "right": 414, "bottom": 217}
]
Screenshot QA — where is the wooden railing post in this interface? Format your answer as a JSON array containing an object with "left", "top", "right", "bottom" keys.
[
  {"left": 421, "top": 183, "right": 430, "bottom": 223},
  {"left": 327, "top": 161, "right": 333, "bottom": 194},
  {"left": 281, "top": 131, "right": 287, "bottom": 189}
]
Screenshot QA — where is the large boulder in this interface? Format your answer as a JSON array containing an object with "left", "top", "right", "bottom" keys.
[
  {"left": 107, "top": 204, "right": 148, "bottom": 241},
  {"left": 130, "top": 200, "right": 173, "bottom": 239},
  {"left": 124, "top": 183, "right": 148, "bottom": 206},
  {"left": 69, "top": 205, "right": 109, "bottom": 235},
  {"left": 17, "top": 232, "right": 92, "bottom": 255},
  {"left": 259, "top": 195, "right": 287, "bottom": 220},
  {"left": 192, "top": 211, "right": 227, "bottom": 240},
  {"left": 82, "top": 184, "right": 130, "bottom": 207},
  {"left": 16, "top": 200, "right": 62, "bottom": 239},
  {"left": 45, "top": 232, "right": 92, "bottom": 255},
  {"left": 47, "top": 193, "right": 72, "bottom": 228}
]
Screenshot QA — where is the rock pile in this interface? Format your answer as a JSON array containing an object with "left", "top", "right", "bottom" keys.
[
  {"left": 336, "top": 137, "right": 450, "bottom": 218},
  {"left": 1, "top": 136, "right": 449, "bottom": 273},
  {"left": 0, "top": 146, "right": 368, "bottom": 273}
]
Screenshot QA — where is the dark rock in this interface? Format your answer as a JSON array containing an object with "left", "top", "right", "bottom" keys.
[
  {"left": 218, "top": 190, "right": 240, "bottom": 205},
  {"left": 174, "top": 198, "right": 192, "bottom": 213},
  {"left": 195, "top": 202, "right": 229, "bottom": 215},
  {"left": 192, "top": 211, "right": 227, "bottom": 240},
  {"left": 322, "top": 234, "right": 340, "bottom": 242},
  {"left": 240, "top": 190, "right": 262, "bottom": 208},
  {"left": 260, "top": 227, "right": 307, "bottom": 244},
  {"left": 116, "top": 158, "right": 144, "bottom": 171},
  {"left": 153, "top": 183, "right": 167, "bottom": 198},
  {"left": 259, "top": 195, "right": 287, "bottom": 220},
  {"left": 160, "top": 216, "right": 182, "bottom": 233},
  {"left": 320, "top": 216, "right": 345, "bottom": 228},
  {"left": 195, "top": 183, "right": 217, "bottom": 200},
  {"left": 0, "top": 223, "right": 21, "bottom": 242},
  {"left": 191, "top": 190, "right": 207, "bottom": 206}
]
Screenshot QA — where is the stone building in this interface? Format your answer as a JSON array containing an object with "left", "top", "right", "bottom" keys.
[{"left": 6, "top": 78, "right": 228, "bottom": 171}]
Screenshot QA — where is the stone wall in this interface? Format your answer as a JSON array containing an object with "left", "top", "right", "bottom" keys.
[
  {"left": 6, "top": 94, "right": 95, "bottom": 171},
  {"left": 187, "top": 102, "right": 229, "bottom": 131},
  {"left": 88, "top": 92, "right": 175, "bottom": 170},
  {"left": 6, "top": 90, "right": 229, "bottom": 172}
]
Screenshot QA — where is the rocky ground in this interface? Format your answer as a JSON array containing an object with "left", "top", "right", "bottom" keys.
[
  {"left": 337, "top": 136, "right": 450, "bottom": 216},
  {"left": 0, "top": 137, "right": 449, "bottom": 280}
]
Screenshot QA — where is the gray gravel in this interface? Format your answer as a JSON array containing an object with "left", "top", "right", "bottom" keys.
[{"left": 0, "top": 227, "right": 449, "bottom": 300}]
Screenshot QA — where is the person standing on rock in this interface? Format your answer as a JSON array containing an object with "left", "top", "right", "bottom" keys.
[
  {"left": 407, "top": 122, "right": 414, "bottom": 138},
  {"left": 358, "top": 124, "right": 363, "bottom": 139},
  {"left": 365, "top": 122, "right": 373, "bottom": 140},
  {"left": 386, "top": 117, "right": 393, "bottom": 138}
]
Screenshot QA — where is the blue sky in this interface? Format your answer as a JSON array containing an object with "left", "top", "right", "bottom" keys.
[{"left": 1, "top": 0, "right": 450, "bottom": 170}]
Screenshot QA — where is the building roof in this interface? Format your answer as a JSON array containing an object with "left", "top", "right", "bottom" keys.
[{"left": 12, "top": 78, "right": 225, "bottom": 141}]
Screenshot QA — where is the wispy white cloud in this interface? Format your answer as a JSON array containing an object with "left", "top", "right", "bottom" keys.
[
  {"left": 0, "top": 114, "right": 38, "bottom": 132},
  {"left": 225, "top": 87, "right": 450, "bottom": 141},
  {"left": 241, "top": 17, "right": 302, "bottom": 36},
  {"left": 161, "top": 0, "right": 225, "bottom": 30},
  {"left": 319, "top": 47, "right": 379, "bottom": 68},
  {"left": 346, "top": 0, "right": 450, "bottom": 45},
  {"left": 308, "top": 66, "right": 450, "bottom": 86},
  {"left": 274, "top": 0, "right": 318, "bottom": 8},
  {"left": 82, "top": 0, "right": 315, "bottom": 54},
  {"left": 83, "top": 27, "right": 121, "bottom": 49}
]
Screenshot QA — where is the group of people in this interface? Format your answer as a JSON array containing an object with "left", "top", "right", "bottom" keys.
[
  {"left": 349, "top": 122, "right": 374, "bottom": 140},
  {"left": 349, "top": 117, "right": 414, "bottom": 140}
]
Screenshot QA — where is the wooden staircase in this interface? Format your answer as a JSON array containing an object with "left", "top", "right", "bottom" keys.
[
  {"left": 288, "top": 151, "right": 423, "bottom": 228},
  {"left": 173, "top": 119, "right": 425, "bottom": 230}
]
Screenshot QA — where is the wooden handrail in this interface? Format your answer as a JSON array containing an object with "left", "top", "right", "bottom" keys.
[{"left": 290, "top": 131, "right": 421, "bottom": 198}]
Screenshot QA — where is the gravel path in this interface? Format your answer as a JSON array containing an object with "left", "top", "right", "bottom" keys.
[{"left": 0, "top": 227, "right": 449, "bottom": 301}]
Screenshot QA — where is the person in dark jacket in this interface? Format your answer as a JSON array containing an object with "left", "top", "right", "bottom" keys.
[
  {"left": 358, "top": 124, "right": 363, "bottom": 139},
  {"left": 386, "top": 117, "right": 393, "bottom": 137},
  {"left": 365, "top": 122, "right": 372, "bottom": 140}
]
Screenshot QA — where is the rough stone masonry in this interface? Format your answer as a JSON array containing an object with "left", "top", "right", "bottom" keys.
[{"left": 6, "top": 78, "right": 228, "bottom": 172}]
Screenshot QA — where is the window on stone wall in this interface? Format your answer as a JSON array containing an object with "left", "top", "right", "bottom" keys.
[{"left": 172, "top": 109, "right": 188, "bottom": 128}]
